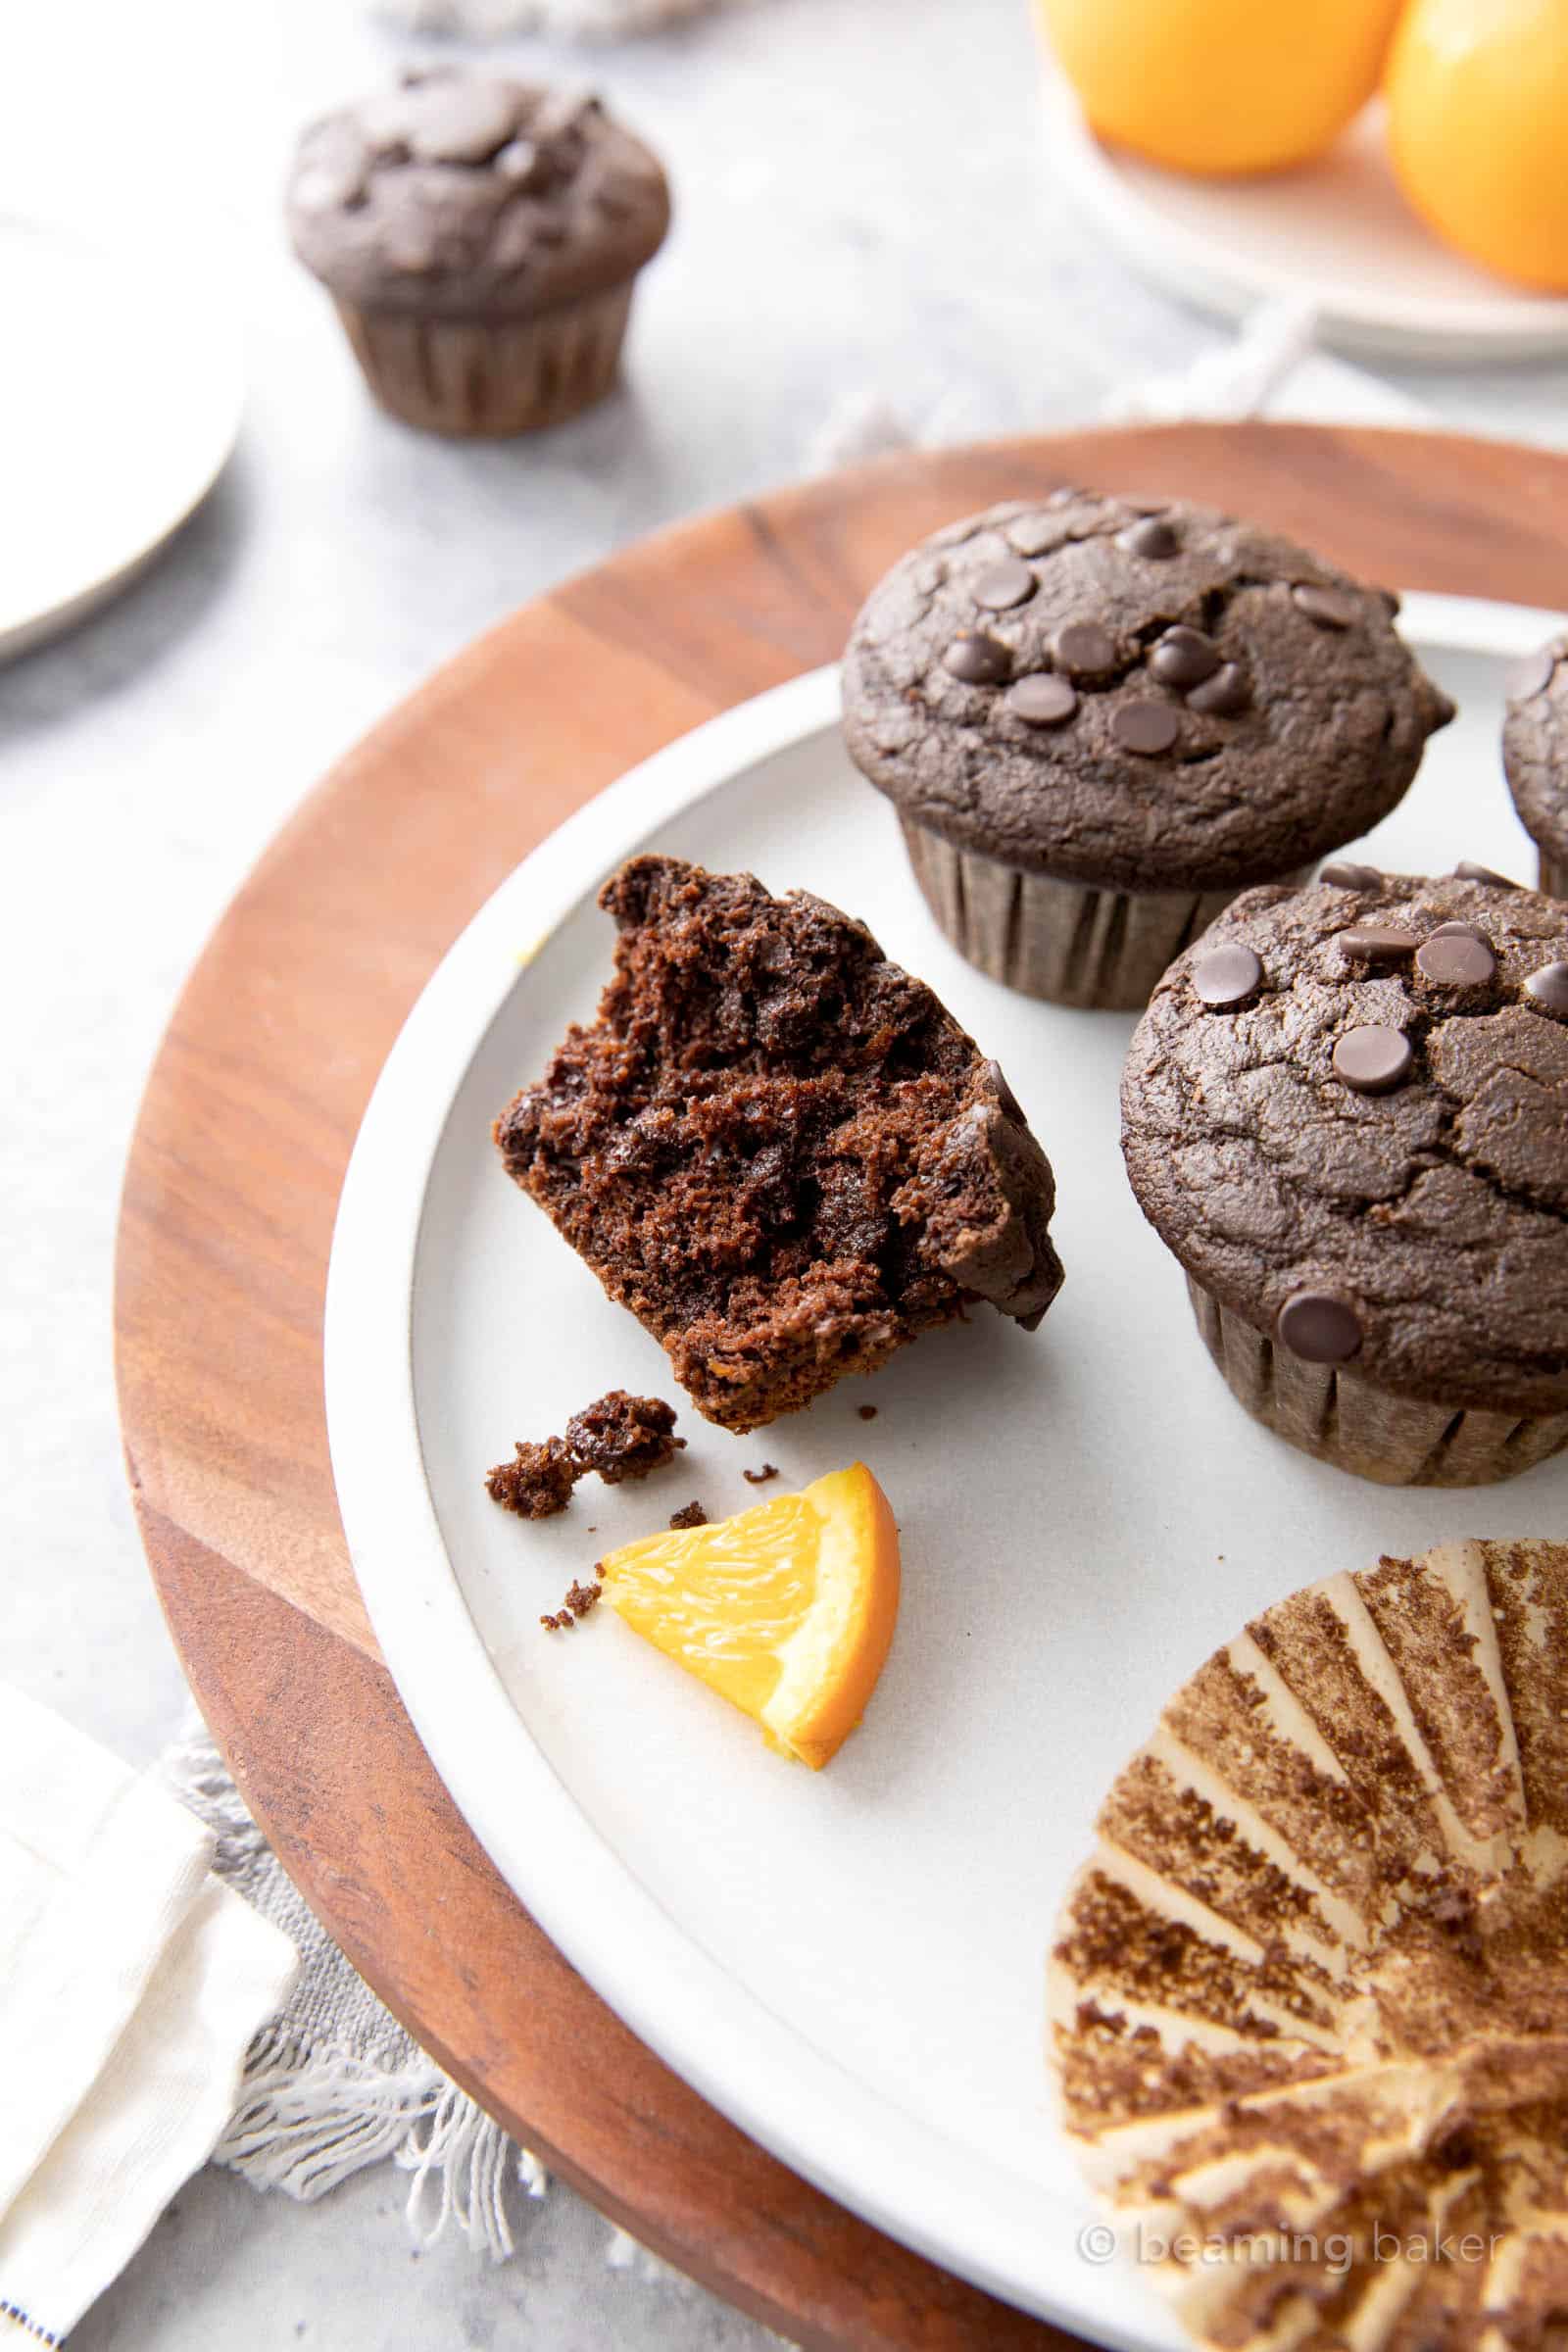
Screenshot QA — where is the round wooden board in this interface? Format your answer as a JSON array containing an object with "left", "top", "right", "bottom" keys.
[{"left": 117, "top": 426, "right": 1568, "bottom": 2351}]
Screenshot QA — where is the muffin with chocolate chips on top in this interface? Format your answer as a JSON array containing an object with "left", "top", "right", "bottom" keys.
[
  {"left": 1501, "top": 634, "right": 1568, "bottom": 897},
  {"left": 287, "top": 68, "right": 669, "bottom": 435},
  {"left": 842, "top": 493, "right": 1453, "bottom": 1009},
  {"left": 1121, "top": 866, "right": 1568, "bottom": 1485}
]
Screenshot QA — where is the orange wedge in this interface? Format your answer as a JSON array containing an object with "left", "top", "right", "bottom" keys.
[{"left": 597, "top": 1463, "right": 900, "bottom": 1769}]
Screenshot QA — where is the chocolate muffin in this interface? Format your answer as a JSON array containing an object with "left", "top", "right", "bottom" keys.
[
  {"left": 287, "top": 69, "right": 669, "bottom": 436},
  {"left": 1120, "top": 867, "right": 1568, "bottom": 1485},
  {"left": 842, "top": 494, "right": 1454, "bottom": 1010},
  {"left": 1501, "top": 636, "right": 1568, "bottom": 897},
  {"left": 494, "top": 855, "right": 1063, "bottom": 1432}
]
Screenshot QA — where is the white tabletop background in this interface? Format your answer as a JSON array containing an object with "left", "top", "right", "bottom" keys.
[{"left": 6, "top": 1, "right": 1568, "bottom": 2344}]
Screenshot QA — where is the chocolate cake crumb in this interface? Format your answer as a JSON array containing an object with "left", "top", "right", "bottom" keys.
[
  {"left": 564, "top": 1389, "right": 685, "bottom": 1483},
  {"left": 563, "top": 1577, "right": 602, "bottom": 1618},
  {"left": 858, "top": 1404, "right": 878, "bottom": 1421},
  {"left": 668, "top": 1500, "right": 708, "bottom": 1528},
  {"left": 493, "top": 856, "right": 1063, "bottom": 1432},
  {"left": 742, "top": 1463, "right": 779, "bottom": 1485},
  {"left": 487, "top": 1437, "right": 580, "bottom": 1520}
]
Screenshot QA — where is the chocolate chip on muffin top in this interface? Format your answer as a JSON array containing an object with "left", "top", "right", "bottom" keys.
[
  {"left": 1120, "top": 870, "right": 1568, "bottom": 1418},
  {"left": 1502, "top": 635, "right": 1568, "bottom": 885},
  {"left": 842, "top": 494, "right": 1454, "bottom": 894},
  {"left": 287, "top": 69, "right": 669, "bottom": 318}
]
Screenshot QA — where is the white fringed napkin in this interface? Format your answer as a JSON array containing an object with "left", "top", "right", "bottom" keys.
[
  {"left": 162, "top": 1719, "right": 550, "bottom": 2260},
  {"left": 0, "top": 1688, "right": 297, "bottom": 2347}
]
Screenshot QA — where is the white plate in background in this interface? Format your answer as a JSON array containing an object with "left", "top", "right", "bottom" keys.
[
  {"left": 0, "top": 214, "right": 243, "bottom": 661},
  {"left": 1040, "top": 65, "right": 1568, "bottom": 364},
  {"left": 325, "top": 595, "right": 1566, "bottom": 2347}
]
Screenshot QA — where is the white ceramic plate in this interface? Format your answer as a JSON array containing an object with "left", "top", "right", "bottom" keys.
[
  {"left": 326, "top": 592, "right": 1568, "bottom": 2347},
  {"left": 1040, "top": 67, "right": 1568, "bottom": 363},
  {"left": 0, "top": 215, "right": 244, "bottom": 661}
]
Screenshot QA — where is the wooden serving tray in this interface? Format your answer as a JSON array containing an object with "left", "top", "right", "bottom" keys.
[{"left": 115, "top": 426, "right": 1568, "bottom": 2352}]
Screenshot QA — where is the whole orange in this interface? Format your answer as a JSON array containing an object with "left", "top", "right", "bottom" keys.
[
  {"left": 1385, "top": 0, "right": 1568, "bottom": 291},
  {"left": 1037, "top": 0, "right": 1405, "bottom": 176}
]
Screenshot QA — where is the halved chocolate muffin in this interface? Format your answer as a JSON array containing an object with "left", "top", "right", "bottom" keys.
[{"left": 494, "top": 856, "right": 1063, "bottom": 1431}]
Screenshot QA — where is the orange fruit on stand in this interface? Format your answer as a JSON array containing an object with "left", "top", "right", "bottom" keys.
[
  {"left": 597, "top": 1462, "right": 901, "bottom": 1770},
  {"left": 1385, "top": 0, "right": 1568, "bottom": 293},
  {"left": 1035, "top": 0, "right": 1406, "bottom": 177}
]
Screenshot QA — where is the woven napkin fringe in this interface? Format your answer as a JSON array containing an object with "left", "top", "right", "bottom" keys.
[
  {"left": 214, "top": 2035, "right": 548, "bottom": 2254},
  {"left": 160, "top": 1719, "right": 547, "bottom": 2261}
]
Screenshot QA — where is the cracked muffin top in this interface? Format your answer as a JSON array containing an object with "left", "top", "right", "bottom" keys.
[
  {"left": 1120, "top": 870, "right": 1568, "bottom": 1417},
  {"left": 287, "top": 70, "right": 669, "bottom": 319},
  {"left": 842, "top": 494, "right": 1454, "bottom": 894},
  {"left": 1502, "top": 634, "right": 1568, "bottom": 871}
]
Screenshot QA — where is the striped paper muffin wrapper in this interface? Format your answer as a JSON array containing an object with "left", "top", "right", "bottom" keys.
[
  {"left": 1051, "top": 1534, "right": 1568, "bottom": 2352},
  {"left": 333, "top": 280, "right": 635, "bottom": 438},
  {"left": 1187, "top": 1276, "right": 1568, "bottom": 1487},
  {"left": 899, "top": 819, "right": 1306, "bottom": 1012},
  {"left": 1539, "top": 847, "right": 1568, "bottom": 901}
]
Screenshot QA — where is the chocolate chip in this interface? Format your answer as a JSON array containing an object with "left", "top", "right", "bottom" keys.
[
  {"left": 1332, "top": 1025, "right": 1413, "bottom": 1095},
  {"left": 361, "top": 91, "right": 418, "bottom": 151},
  {"left": 1185, "top": 662, "right": 1251, "bottom": 716},
  {"left": 1452, "top": 860, "right": 1520, "bottom": 889},
  {"left": 944, "top": 634, "right": 1011, "bottom": 685},
  {"left": 1320, "top": 861, "right": 1383, "bottom": 892},
  {"left": 1052, "top": 620, "right": 1117, "bottom": 675},
  {"left": 1340, "top": 925, "right": 1418, "bottom": 964},
  {"left": 1427, "top": 920, "right": 1490, "bottom": 944},
  {"left": 1507, "top": 647, "right": 1556, "bottom": 703},
  {"left": 1293, "top": 583, "right": 1361, "bottom": 630},
  {"left": 529, "top": 89, "right": 603, "bottom": 142},
  {"left": 1112, "top": 701, "right": 1179, "bottom": 756},
  {"left": 1116, "top": 516, "right": 1179, "bottom": 559},
  {"left": 1524, "top": 960, "right": 1568, "bottom": 1018},
  {"left": 1276, "top": 1290, "right": 1363, "bottom": 1363},
  {"left": 1148, "top": 627, "right": 1220, "bottom": 689},
  {"left": 1416, "top": 931, "right": 1496, "bottom": 987},
  {"left": 984, "top": 1059, "right": 1025, "bottom": 1124},
  {"left": 295, "top": 161, "right": 368, "bottom": 214},
  {"left": 495, "top": 136, "right": 549, "bottom": 187},
  {"left": 406, "top": 81, "right": 522, "bottom": 166},
  {"left": 1193, "top": 944, "right": 1262, "bottom": 1008},
  {"left": 971, "top": 559, "right": 1037, "bottom": 612},
  {"left": 1005, "top": 673, "right": 1077, "bottom": 726}
]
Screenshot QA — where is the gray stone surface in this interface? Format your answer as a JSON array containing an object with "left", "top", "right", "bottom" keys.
[{"left": 6, "top": 0, "right": 1568, "bottom": 2344}]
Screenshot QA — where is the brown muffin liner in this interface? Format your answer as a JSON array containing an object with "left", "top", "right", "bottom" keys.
[
  {"left": 1539, "top": 848, "right": 1568, "bottom": 900},
  {"left": 333, "top": 281, "right": 634, "bottom": 438},
  {"left": 1187, "top": 1276, "right": 1568, "bottom": 1487},
  {"left": 899, "top": 819, "right": 1307, "bottom": 1011}
]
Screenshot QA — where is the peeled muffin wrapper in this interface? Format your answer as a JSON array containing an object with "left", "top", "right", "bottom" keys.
[{"left": 1049, "top": 1539, "right": 1568, "bottom": 2352}]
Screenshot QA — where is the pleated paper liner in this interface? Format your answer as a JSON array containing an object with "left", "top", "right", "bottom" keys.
[
  {"left": 899, "top": 819, "right": 1308, "bottom": 1011},
  {"left": 1050, "top": 1538, "right": 1568, "bottom": 2352},
  {"left": 1185, "top": 1278, "right": 1568, "bottom": 1489},
  {"left": 334, "top": 281, "right": 635, "bottom": 438},
  {"left": 1539, "top": 850, "right": 1568, "bottom": 901}
]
